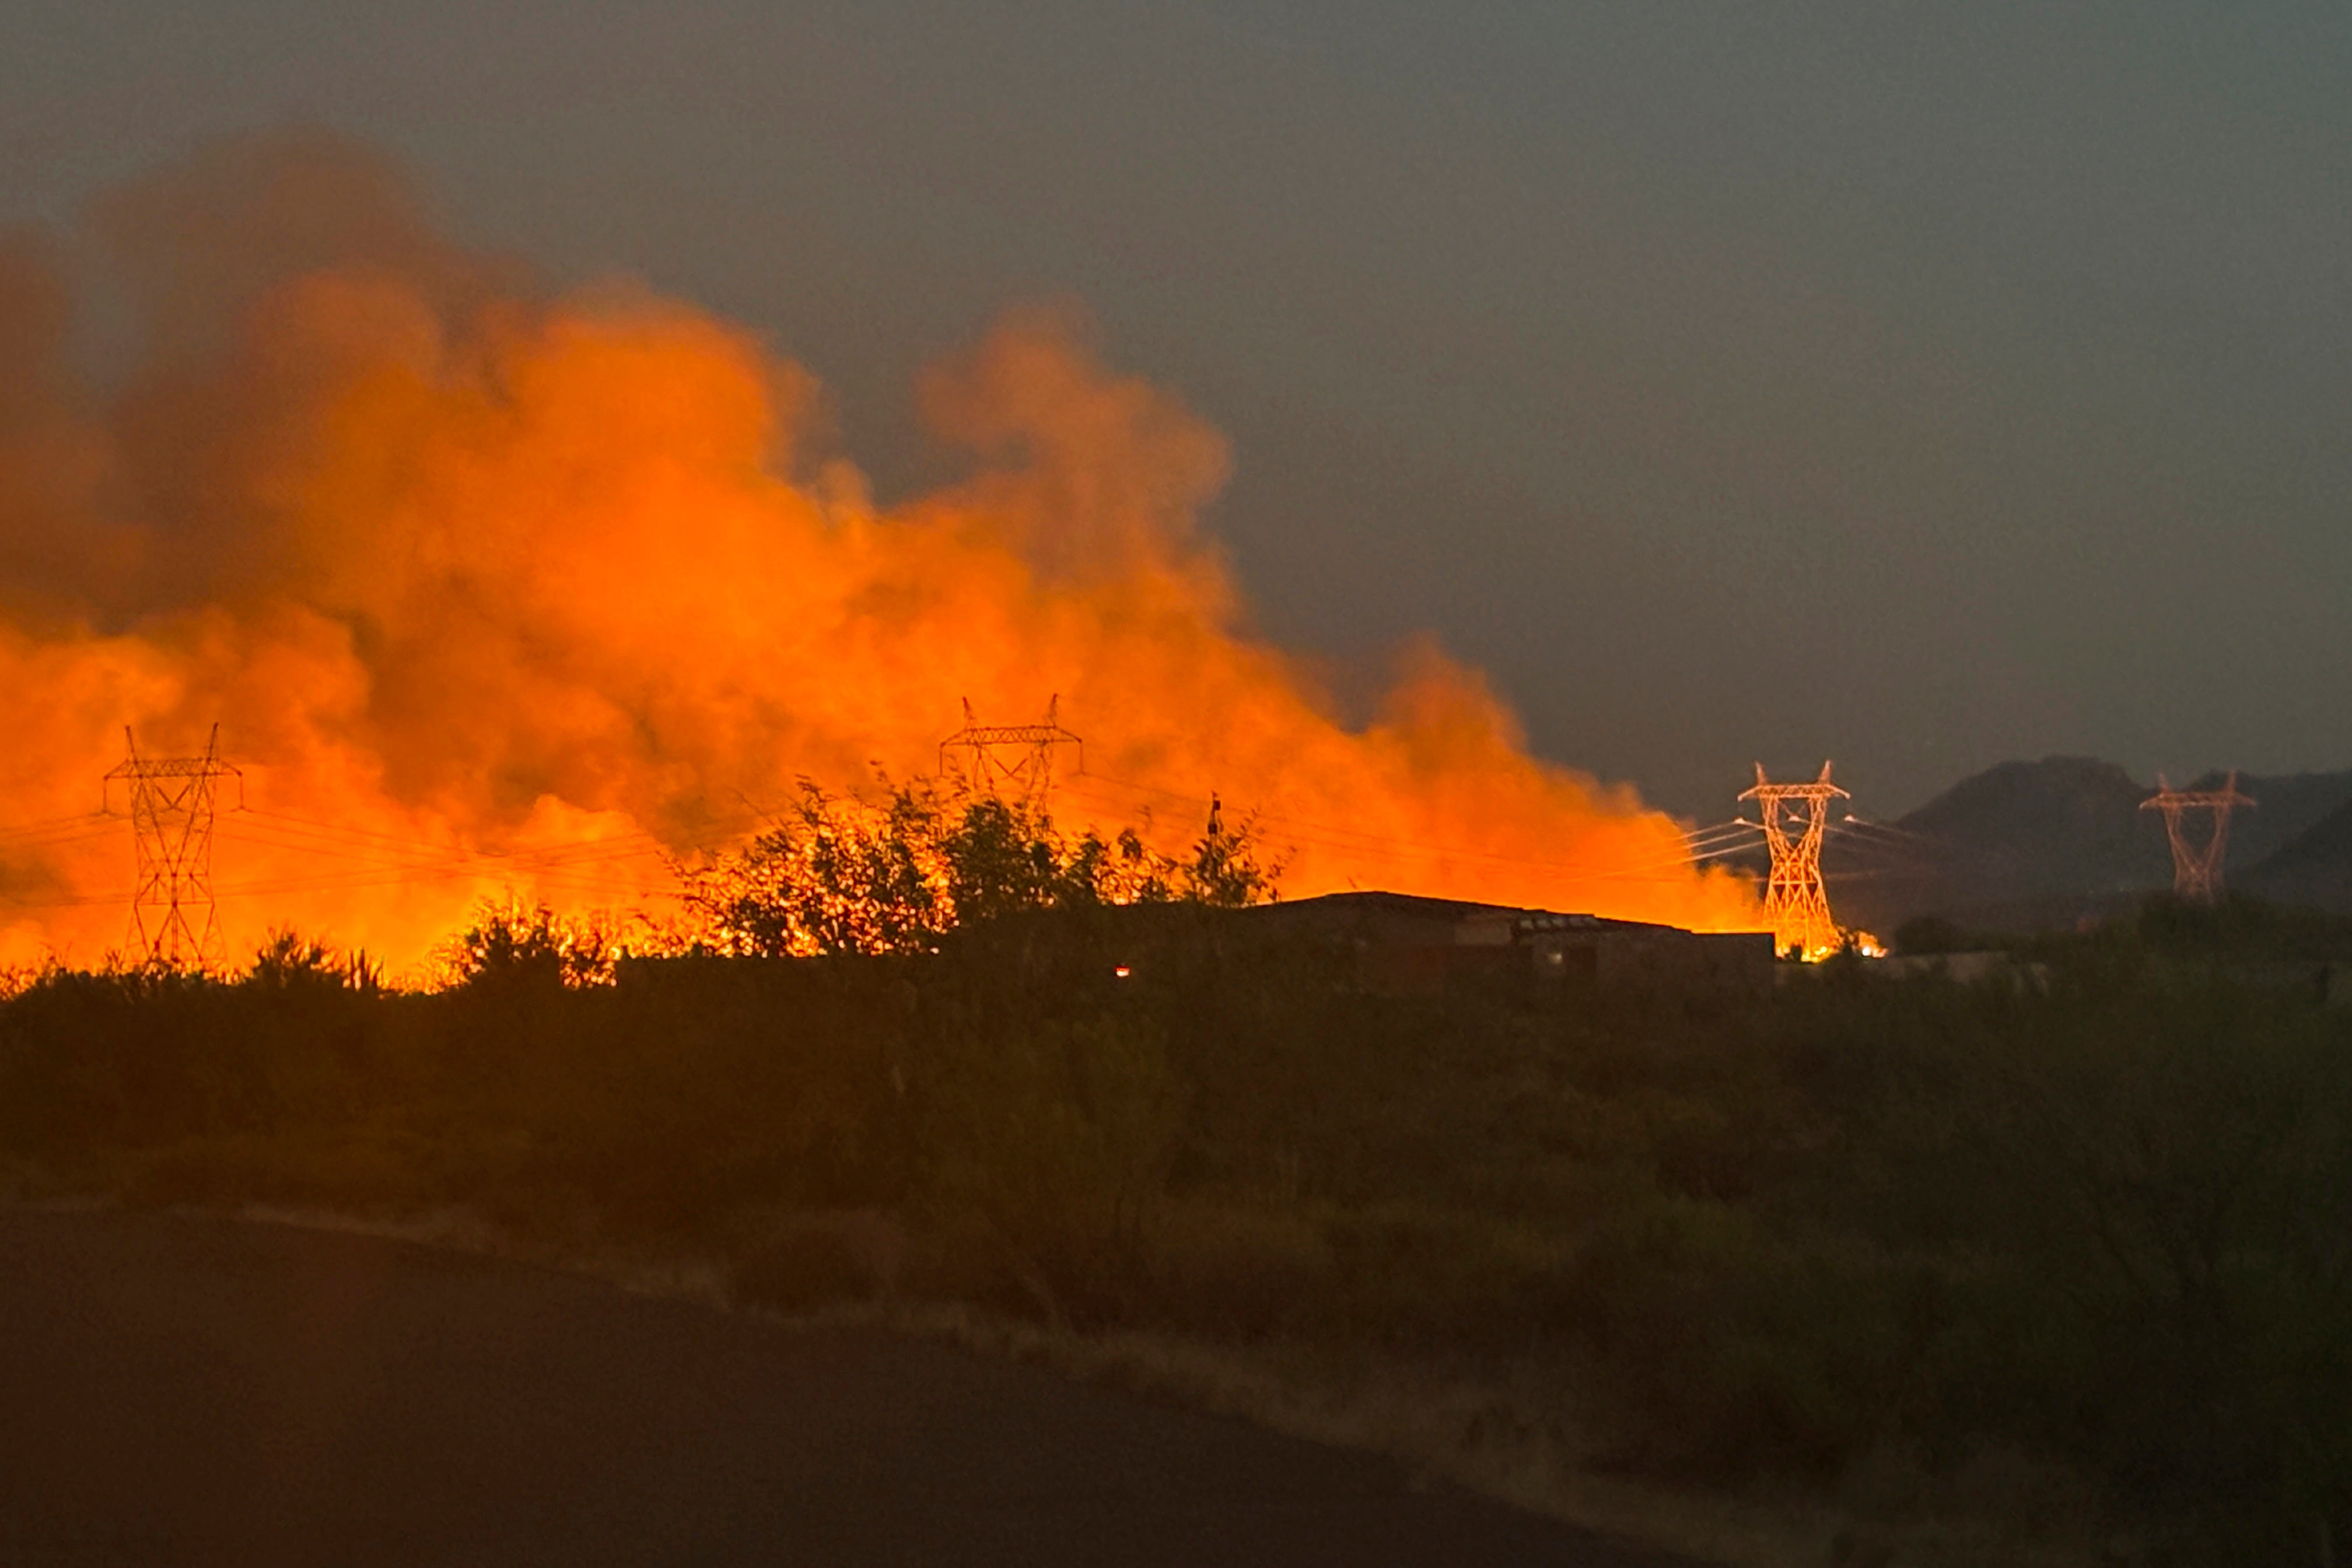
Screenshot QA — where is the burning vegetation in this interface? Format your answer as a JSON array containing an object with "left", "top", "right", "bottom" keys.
[
  {"left": 673, "top": 785, "right": 1275, "bottom": 961},
  {"left": 0, "top": 130, "right": 1755, "bottom": 971}
]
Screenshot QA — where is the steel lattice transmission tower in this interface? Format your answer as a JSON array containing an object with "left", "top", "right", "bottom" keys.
[
  {"left": 1740, "top": 760, "right": 1849, "bottom": 959},
  {"left": 103, "top": 725, "right": 242, "bottom": 968},
  {"left": 2141, "top": 772, "right": 2255, "bottom": 905},
  {"left": 939, "top": 696, "right": 1083, "bottom": 813}
]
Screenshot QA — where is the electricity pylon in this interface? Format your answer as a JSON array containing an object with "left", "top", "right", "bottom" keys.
[
  {"left": 103, "top": 725, "right": 242, "bottom": 969},
  {"left": 2141, "top": 772, "right": 2254, "bottom": 905},
  {"left": 1740, "top": 760, "right": 1848, "bottom": 959},
  {"left": 939, "top": 696, "right": 1082, "bottom": 813}
]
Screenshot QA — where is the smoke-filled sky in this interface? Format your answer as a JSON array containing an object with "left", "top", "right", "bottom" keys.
[
  {"left": 5, "top": 0, "right": 2349, "bottom": 822},
  {"left": 0, "top": 93, "right": 1769, "bottom": 965}
]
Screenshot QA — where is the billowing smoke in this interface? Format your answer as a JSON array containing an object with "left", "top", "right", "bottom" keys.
[{"left": 0, "top": 130, "right": 1755, "bottom": 969}]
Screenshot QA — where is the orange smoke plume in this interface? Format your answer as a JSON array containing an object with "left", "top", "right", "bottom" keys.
[{"left": 0, "top": 131, "right": 1755, "bottom": 971}]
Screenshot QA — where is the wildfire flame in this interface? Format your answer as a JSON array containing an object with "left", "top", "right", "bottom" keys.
[{"left": 0, "top": 131, "right": 1758, "bottom": 972}]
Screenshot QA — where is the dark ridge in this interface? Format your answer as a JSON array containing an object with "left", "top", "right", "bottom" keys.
[
  {"left": 2245, "top": 794, "right": 2352, "bottom": 913},
  {"left": 1826, "top": 758, "right": 2352, "bottom": 935}
]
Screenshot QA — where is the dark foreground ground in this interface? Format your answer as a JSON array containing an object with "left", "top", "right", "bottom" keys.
[{"left": 0, "top": 1208, "right": 1690, "bottom": 1567}]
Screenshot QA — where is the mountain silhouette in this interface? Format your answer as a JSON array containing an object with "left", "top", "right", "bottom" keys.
[
  {"left": 2242, "top": 794, "right": 2352, "bottom": 913},
  {"left": 1823, "top": 758, "right": 2352, "bottom": 935}
]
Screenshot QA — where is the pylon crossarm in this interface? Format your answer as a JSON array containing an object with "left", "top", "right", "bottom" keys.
[
  {"left": 939, "top": 701, "right": 1083, "bottom": 809},
  {"left": 941, "top": 723, "right": 1081, "bottom": 747},
  {"left": 2141, "top": 776, "right": 2255, "bottom": 905}
]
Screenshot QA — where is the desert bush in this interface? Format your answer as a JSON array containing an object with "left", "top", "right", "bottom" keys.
[
  {"left": 438, "top": 895, "right": 627, "bottom": 990},
  {"left": 676, "top": 781, "right": 1278, "bottom": 957},
  {"left": 1891, "top": 914, "right": 1974, "bottom": 955},
  {"left": 1, "top": 902, "right": 2348, "bottom": 1556}
]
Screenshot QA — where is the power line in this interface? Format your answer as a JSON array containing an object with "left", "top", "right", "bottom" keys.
[
  {"left": 205, "top": 839, "right": 663, "bottom": 904},
  {"left": 1, "top": 740, "right": 1788, "bottom": 942},
  {"left": 1059, "top": 774, "right": 1756, "bottom": 888}
]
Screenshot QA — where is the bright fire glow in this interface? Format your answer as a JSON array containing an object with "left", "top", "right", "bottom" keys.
[
  {"left": 0, "top": 133, "right": 1759, "bottom": 972},
  {"left": 1788, "top": 929, "right": 1884, "bottom": 964}
]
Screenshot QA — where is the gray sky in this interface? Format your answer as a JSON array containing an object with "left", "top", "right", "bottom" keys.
[{"left": 6, "top": 0, "right": 2347, "bottom": 817}]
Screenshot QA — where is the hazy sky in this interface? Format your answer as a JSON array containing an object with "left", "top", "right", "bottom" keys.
[{"left": 6, "top": 0, "right": 2347, "bottom": 817}]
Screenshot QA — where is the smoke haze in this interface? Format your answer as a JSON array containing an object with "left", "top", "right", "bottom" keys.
[{"left": 0, "top": 131, "right": 1755, "bottom": 968}]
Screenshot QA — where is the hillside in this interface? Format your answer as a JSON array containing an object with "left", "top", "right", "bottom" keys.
[
  {"left": 2186, "top": 768, "right": 2352, "bottom": 869},
  {"left": 1826, "top": 757, "right": 2166, "bottom": 933},
  {"left": 1826, "top": 758, "right": 2352, "bottom": 934},
  {"left": 2244, "top": 794, "right": 2352, "bottom": 913}
]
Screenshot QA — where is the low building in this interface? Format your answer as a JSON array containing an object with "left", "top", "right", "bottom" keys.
[{"left": 1234, "top": 891, "right": 1774, "bottom": 997}]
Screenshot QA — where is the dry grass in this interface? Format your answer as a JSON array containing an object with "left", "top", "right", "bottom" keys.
[{"left": 858, "top": 1304, "right": 2115, "bottom": 1568}]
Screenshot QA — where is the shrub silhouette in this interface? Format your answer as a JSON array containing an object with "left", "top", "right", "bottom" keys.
[
  {"left": 678, "top": 782, "right": 1276, "bottom": 957},
  {"left": 0, "top": 895, "right": 2346, "bottom": 1558}
]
